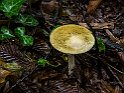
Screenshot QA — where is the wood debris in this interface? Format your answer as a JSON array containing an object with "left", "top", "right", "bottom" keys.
[
  {"left": 79, "top": 22, "right": 114, "bottom": 29},
  {"left": 105, "top": 29, "right": 124, "bottom": 63}
]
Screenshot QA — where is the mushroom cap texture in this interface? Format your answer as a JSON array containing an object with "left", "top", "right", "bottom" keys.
[{"left": 50, "top": 24, "right": 95, "bottom": 54}]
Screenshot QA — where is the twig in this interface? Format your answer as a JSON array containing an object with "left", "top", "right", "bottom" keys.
[
  {"left": 114, "top": 12, "right": 124, "bottom": 20},
  {"left": 105, "top": 29, "right": 124, "bottom": 64},
  {"left": 105, "top": 29, "right": 119, "bottom": 42},
  {"left": 107, "top": 66, "right": 124, "bottom": 89},
  {"left": 98, "top": 56, "right": 124, "bottom": 90},
  {"left": 107, "top": 63, "right": 124, "bottom": 75},
  {"left": 79, "top": 22, "right": 114, "bottom": 29}
]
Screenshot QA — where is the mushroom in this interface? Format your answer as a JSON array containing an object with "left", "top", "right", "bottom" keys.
[{"left": 50, "top": 24, "right": 95, "bottom": 75}]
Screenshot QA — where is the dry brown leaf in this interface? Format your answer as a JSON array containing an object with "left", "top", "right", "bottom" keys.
[
  {"left": 100, "top": 80, "right": 115, "bottom": 93},
  {"left": 0, "top": 69, "right": 11, "bottom": 84},
  {"left": 112, "top": 86, "right": 120, "bottom": 93},
  {"left": 87, "top": 0, "right": 102, "bottom": 14},
  {"left": 117, "top": 36, "right": 124, "bottom": 47},
  {"left": 41, "top": 0, "right": 59, "bottom": 14},
  {"left": 0, "top": 58, "right": 6, "bottom": 66},
  {"left": 117, "top": 52, "right": 124, "bottom": 63}
]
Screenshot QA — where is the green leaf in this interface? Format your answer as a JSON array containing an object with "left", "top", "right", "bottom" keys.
[
  {"left": 97, "top": 38, "right": 106, "bottom": 53},
  {"left": 38, "top": 58, "right": 47, "bottom": 67},
  {"left": 1, "top": 26, "right": 15, "bottom": 37},
  {"left": 20, "top": 35, "right": 33, "bottom": 46},
  {"left": 38, "top": 58, "right": 61, "bottom": 67},
  {"left": 0, "top": 34, "right": 5, "bottom": 40},
  {"left": 14, "top": 27, "right": 25, "bottom": 37},
  {"left": 0, "top": 26, "right": 15, "bottom": 40},
  {"left": 15, "top": 14, "right": 39, "bottom": 26},
  {"left": 0, "top": 34, "right": 13, "bottom": 40},
  {"left": 0, "top": 0, "right": 25, "bottom": 17},
  {"left": 14, "top": 27, "right": 34, "bottom": 46}
]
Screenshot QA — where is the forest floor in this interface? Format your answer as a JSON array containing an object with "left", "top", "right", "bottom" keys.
[{"left": 0, "top": 0, "right": 124, "bottom": 93}]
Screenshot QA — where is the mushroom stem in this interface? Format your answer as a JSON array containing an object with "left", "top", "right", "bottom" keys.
[{"left": 68, "top": 54, "right": 75, "bottom": 75}]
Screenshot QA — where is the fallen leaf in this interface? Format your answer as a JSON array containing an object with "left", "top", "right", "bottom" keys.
[
  {"left": 87, "top": 0, "right": 102, "bottom": 14},
  {"left": 0, "top": 69, "right": 11, "bottom": 84},
  {"left": 41, "top": 0, "right": 59, "bottom": 14}
]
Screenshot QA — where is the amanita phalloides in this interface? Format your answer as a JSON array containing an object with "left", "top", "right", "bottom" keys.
[{"left": 50, "top": 24, "right": 95, "bottom": 75}]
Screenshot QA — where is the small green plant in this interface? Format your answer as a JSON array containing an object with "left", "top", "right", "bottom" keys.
[
  {"left": 38, "top": 58, "right": 48, "bottom": 67},
  {"left": 0, "top": 0, "right": 39, "bottom": 46},
  {"left": 0, "top": 0, "right": 25, "bottom": 18},
  {"left": 15, "top": 14, "right": 39, "bottom": 26},
  {"left": 15, "top": 27, "right": 33, "bottom": 46},
  {"left": 20, "top": 35, "right": 33, "bottom": 46},
  {"left": 0, "top": 26, "right": 15, "bottom": 40},
  {"left": 97, "top": 38, "right": 106, "bottom": 53},
  {"left": 38, "top": 58, "right": 61, "bottom": 67}
]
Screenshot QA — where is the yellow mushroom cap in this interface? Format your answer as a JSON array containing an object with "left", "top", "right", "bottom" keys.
[{"left": 50, "top": 24, "right": 95, "bottom": 54}]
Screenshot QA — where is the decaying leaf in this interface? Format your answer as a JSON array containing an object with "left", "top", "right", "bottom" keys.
[
  {"left": 0, "top": 69, "right": 11, "bottom": 84},
  {"left": 100, "top": 80, "right": 121, "bottom": 93},
  {"left": 117, "top": 36, "right": 124, "bottom": 47},
  {"left": 87, "top": 0, "right": 102, "bottom": 14},
  {"left": 41, "top": 0, "right": 59, "bottom": 14},
  {"left": 117, "top": 52, "right": 124, "bottom": 63},
  {"left": 0, "top": 59, "right": 21, "bottom": 72},
  {"left": 3, "top": 62, "right": 22, "bottom": 72},
  {"left": 0, "top": 58, "right": 6, "bottom": 66},
  {"left": 112, "top": 86, "right": 120, "bottom": 93}
]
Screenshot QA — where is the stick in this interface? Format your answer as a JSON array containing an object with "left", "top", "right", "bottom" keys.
[{"left": 79, "top": 22, "right": 114, "bottom": 29}]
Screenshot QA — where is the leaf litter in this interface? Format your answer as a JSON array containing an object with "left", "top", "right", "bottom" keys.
[{"left": 0, "top": 0, "right": 124, "bottom": 93}]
